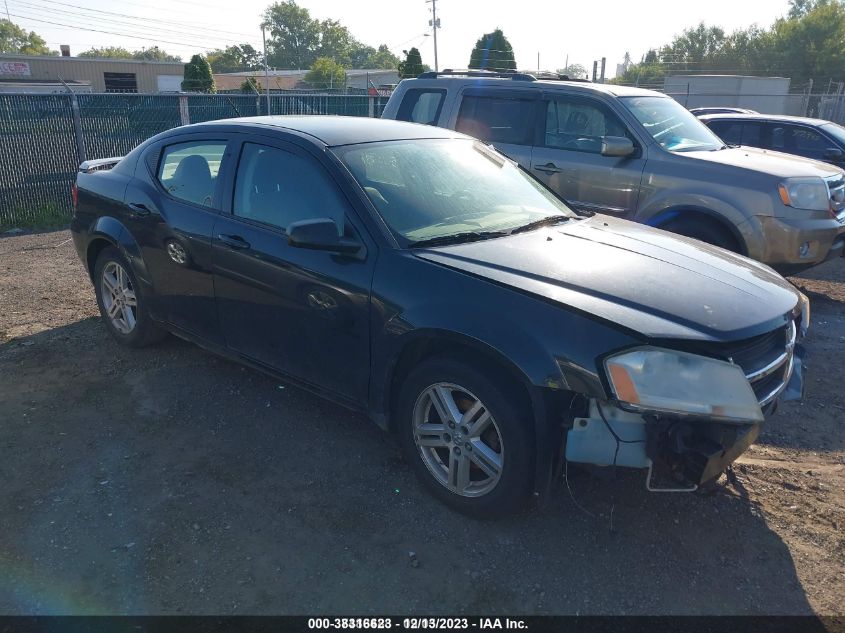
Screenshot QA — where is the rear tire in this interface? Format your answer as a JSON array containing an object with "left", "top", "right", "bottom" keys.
[
  {"left": 396, "top": 357, "right": 535, "bottom": 518},
  {"left": 93, "top": 246, "right": 166, "bottom": 348},
  {"left": 661, "top": 216, "right": 740, "bottom": 252}
]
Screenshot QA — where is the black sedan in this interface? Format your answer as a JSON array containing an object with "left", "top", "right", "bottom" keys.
[
  {"left": 71, "top": 116, "right": 808, "bottom": 517},
  {"left": 701, "top": 112, "right": 845, "bottom": 167}
]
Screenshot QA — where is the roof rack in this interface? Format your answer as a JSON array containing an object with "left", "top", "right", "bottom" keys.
[
  {"left": 415, "top": 69, "right": 593, "bottom": 83},
  {"left": 416, "top": 69, "right": 538, "bottom": 81}
]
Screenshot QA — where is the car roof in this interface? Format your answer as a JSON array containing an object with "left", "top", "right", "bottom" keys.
[
  {"left": 174, "top": 115, "right": 466, "bottom": 147},
  {"left": 399, "top": 75, "right": 660, "bottom": 98},
  {"left": 698, "top": 112, "right": 834, "bottom": 127}
]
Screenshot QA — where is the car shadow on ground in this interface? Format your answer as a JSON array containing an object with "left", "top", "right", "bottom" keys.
[{"left": 0, "top": 318, "right": 816, "bottom": 614}]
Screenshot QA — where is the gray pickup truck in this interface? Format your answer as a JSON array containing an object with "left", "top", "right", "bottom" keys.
[{"left": 381, "top": 70, "right": 845, "bottom": 273}]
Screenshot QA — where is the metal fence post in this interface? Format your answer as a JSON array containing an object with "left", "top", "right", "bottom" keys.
[
  {"left": 368, "top": 96, "right": 375, "bottom": 118},
  {"left": 69, "top": 91, "right": 86, "bottom": 164},
  {"left": 179, "top": 95, "right": 190, "bottom": 126}
]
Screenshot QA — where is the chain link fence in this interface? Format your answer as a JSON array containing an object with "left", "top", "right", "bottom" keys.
[{"left": 0, "top": 93, "right": 389, "bottom": 229}]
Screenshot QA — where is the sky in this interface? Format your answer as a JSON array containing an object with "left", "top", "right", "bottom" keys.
[{"left": 4, "top": 0, "right": 793, "bottom": 77}]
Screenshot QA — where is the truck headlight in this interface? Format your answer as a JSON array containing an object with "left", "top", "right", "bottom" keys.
[
  {"left": 605, "top": 348, "right": 763, "bottom": 423},
  {"left": 778, "top": 177, "right": 829, "bottom": 211}
]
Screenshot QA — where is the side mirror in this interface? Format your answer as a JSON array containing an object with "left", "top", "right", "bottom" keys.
[
  {"left": 287, "top": 218, "right": 361, "bottom": 254},
  {"left": 601, "top": 136, "right": 636, "bottom": 157},
  {"left": 823, "top": 147, "right": 844, "bottom": 162}
]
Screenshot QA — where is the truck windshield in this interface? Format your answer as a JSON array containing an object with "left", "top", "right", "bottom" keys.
[
  {"left": 621, "top": 96, "right": 724, "bottom": 152},
  {"left": 334, "top": 139, "right": 576, "bottom": 246}
]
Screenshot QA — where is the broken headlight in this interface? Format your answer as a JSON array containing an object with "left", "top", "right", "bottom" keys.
[{"left": 604, "top": 347, "right": 764, "bottom": 423}]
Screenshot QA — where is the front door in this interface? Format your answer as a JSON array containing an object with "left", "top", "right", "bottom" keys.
[
  {"left": 530, "top": 94, "right": 646, "bottom": 217},
  {"left": 211, "top": 138, "right": 375, "bottom": 403}
]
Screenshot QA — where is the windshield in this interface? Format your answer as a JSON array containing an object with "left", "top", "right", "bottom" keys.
[
  {"left": 621, "top": 96, "right": 724, "bottom": 152},
  {"left": 334, "top": 139, "right": 575, "bottom": 246}
]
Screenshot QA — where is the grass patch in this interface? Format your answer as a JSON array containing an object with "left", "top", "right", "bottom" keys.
[{"left": 0, "top": 203, "right": 70, "bottom": 233}]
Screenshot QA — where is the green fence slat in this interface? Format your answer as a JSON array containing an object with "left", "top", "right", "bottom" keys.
[{"left": 0, "top": 93, "right": 380, "bottom": 229}]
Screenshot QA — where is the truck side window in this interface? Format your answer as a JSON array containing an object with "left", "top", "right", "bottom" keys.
[
  {"left": 455, "top": 96, "right": 535, "bottom": 145},
  {"left": 396, "top": 89, "right": 447, "bottom": 126}
]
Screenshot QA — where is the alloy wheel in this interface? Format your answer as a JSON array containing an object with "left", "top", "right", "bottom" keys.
[
  {"left": 100, "top": 261, "right": 137, "bottom": 335},
  {"left": 412, "top": 382, "right": 504, "bottom": 497}
]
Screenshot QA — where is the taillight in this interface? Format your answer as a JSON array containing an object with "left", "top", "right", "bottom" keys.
[{"left": 71, "top": 183, "right": 78, "bottom": 209}]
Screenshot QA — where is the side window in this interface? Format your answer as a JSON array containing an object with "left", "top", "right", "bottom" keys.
[
  {"left": 455, "top": 95, "right": 535, "bottom": 145},
  {"left": 770, "top": 125, "right": 829, "bottom": 157},
  {"left": 791, "top": 126, "right": 829, "bottom": 158},
  {"left": 395, "top": 89, "right": 446, "bottom": 125},
  {"left": 741, "top": 123, "right": 763, "bottom": 147},
  {"left": 708, "top": 121, "right": 742, "bottom": 145},
  {"left": 232, "top": 143, "right": 347, "bottom": 233},
  {"left": 157, "top": 141, "right": 227, "bottom": 207},
  {"left": 543, "top": 98, "right": 630, "bottom": 153}
]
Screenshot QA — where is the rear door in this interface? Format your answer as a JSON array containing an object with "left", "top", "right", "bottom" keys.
[
  {"left": 449, "top": 88, "right": 539, "bottom": 167},
  {"left": 128, "top": 134, "right": 234, "bottom": 344},
  {"left": 530, "top": 93, "right": 646, "bottom": 217},
  {"left": 211, "top": 136, "right": 376, "bottom": 403}
]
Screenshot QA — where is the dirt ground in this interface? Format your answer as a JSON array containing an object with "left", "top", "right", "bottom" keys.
[{"left": 0, "top": 229, "right": 843, "bottom": 615}]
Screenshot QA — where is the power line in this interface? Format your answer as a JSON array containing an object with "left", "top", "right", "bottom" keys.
[
  {"left": 8, "top": 4, "right": 248, "bottom": 47},
  {"left": 5, "top": 10, "right": 237, "bottom": 49},
  {"left": 12, "top": 0, "right": 257, "bottom": 40}
]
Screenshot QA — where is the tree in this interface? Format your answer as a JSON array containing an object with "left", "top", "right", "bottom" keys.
[
  {"left": 0, "top": 19, "right": 54, "bottom": 55},
  {"left": 240, "top": 76, "right": 260, "bottom": 94},
  {"left": 133, "top": 47, "right": 181, "bottom": 62},
  {"left": 78, "top": 46, "right": 180, "bottom": 61},
  {"left": 78, "top": 46, "right": 133, "bottom": 59},
  {"left": 304, "top": 56, "right": 345, "bottom": 89},
  {"left": 369, "top": 44, "right": 401, "bottom": 69},
  {"left": 659, "top": 22, "right": 727, "bottom": 69},
  {"left": 182, "top": 54, "right": 215, "bottom": 92},
  {"left": 398, "top": 47, "right": 425, "bottom": 78},
  {"left": 207, "top": 44, "right": 262, "bottom": 73},
  {"left": 469, "top": 28, "right": 516, "bottom": 72},
  {"left": 350, "top": 42, "right": 400, "bottom": 69},
  {"left": 557, "top": 63, "right": 587, "bottom": 79},
  {"left": 317, "top": 18, "right": 354, "bottom": 66},
  {"left": 788, "top": 0, "right": 822, "bottom": 18},
  {"left": 263, "top": 0, "right": 320, "bottom": 69}
]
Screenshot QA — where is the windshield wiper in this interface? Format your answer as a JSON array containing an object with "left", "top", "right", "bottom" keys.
[
  {"left": 509, "top": 215, "right": 572, "bottom": 235},
  {"left": 408, "top": 230, "right": 509, "bottom": 248}
]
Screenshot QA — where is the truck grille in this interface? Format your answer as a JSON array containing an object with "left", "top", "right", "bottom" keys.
[{"left": 713, "top": 320, "right": 797, "bottom": 406}]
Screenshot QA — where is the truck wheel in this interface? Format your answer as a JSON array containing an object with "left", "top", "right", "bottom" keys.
[
  {"left": 93, "top": 246, "right": 167, "bottom": 348},
  {"left": 397, "top": 357, "right": 535, "bottom": 518},
  {"left": 662, "top": 216, "right": 740, "bottom": 253}
]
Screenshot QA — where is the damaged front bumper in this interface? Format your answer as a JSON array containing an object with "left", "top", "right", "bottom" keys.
[{"left": 564, "top": 346, "right": 805, "bottom": 491}]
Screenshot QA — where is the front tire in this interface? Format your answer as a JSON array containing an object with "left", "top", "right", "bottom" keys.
[
  {"left": 93, "top": 246, "right": 166, "bottom": 348},
  {"left": 661, "top": 216, "right": 740, "bottom": 252},
  {"left": 397, "top": 357, "right": 535, "bottom": 518}
]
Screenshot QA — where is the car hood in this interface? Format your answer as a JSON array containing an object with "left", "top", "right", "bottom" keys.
[
  {"left": 413, "top": 216, "right": 800, "bottom": 341},
  {"left": 683, "top": 145, "right": 843, "bottom": 179}
]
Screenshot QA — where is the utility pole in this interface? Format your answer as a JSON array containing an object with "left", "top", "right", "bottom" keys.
[
  {"left": 4, "top": 0, "right": 10, "bottom": 21},
  {"left": 427, "top": 0, "right": 440, "bottom": 71},
  {"left": 262, "top": 24, "right": 271, "bottom": 115}
]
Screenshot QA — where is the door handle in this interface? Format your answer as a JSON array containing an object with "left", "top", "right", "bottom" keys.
[
  {"left": 128, "top": 202, "right": 151, "bottom": 216},
  {"left": 535, "top": 163, "right": 563, "bottom": 174},
  {"left": 218, "top": 234, "right": 251, "bottom": 250}
]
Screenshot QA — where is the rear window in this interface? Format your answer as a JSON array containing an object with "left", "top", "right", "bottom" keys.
[
  {"left": 455, "top": 95, "right": 535, "bottom": 145},
  {"left": 395, "top": 89, "right": 446, "bottom": 126}
]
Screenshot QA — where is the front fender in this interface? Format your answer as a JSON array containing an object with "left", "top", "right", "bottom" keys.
[{"left": 638, "top": 193, "right": 762, "bottom": 256}]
